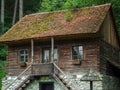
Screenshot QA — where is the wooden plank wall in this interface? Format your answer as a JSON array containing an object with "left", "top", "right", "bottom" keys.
[
  {"left": 100, "top": 40, "right": 120, "bottom": 76},
  {"left": 7, "top": 40, "right": 100, "bottom": 75},
  {"left": 7, "top": 46, "right": 31, "bottom": 75},
  {"left": 101, "top": 12, "right": 119, "bottom": 48},
  {"left": 57, "top": 41, "right": 100, "bottom": 72}
]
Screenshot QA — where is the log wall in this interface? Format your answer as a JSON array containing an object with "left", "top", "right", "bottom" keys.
[
  {"left": 7, "top": 40, "right": 100, "bottom": 75},
  {"left": 100, "top": 40, "right": 120, "bottom": 77},
  {"left": 57, "top": 41, "right": 99, "bottom": 71}
]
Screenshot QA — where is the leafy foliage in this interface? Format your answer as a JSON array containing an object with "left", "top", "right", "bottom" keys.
[
  {"left": 0, "top": 60, "right": 6, "bottom": 89},
  {"left": 0, "top": 44, "right": 6, "bottom": 61}
]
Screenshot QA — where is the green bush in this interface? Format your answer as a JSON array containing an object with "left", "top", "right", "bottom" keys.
[{"left": 0, "top": 61, "right": 6, "bottom": 89}]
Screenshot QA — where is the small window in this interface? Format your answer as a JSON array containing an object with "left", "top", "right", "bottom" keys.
[
  {"left": 72, "top": 46, "right": 83, "bottom": 61},
  {"left": 19, "top": 49, "right": 28, "bottom": 62}
]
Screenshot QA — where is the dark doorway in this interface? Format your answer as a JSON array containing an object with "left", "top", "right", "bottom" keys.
[{"left": 39, "top": 82, "right": 54, "bottom": 90}]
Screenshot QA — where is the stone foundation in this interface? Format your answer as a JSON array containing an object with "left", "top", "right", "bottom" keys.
[{"left": 2, "top": 72, "right": 120, "bottom": 90}]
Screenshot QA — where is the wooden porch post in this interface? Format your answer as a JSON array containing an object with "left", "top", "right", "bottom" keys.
[
  {"left": 51, "top": 37, "right": 54, "bottom": 62},
  {"left": 31, "top": 39, "right": 34, "bottom": 63}
]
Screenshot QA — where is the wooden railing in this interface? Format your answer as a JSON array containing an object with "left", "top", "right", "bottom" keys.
[
  {"left": 53, "top": 62, "right": 65, "bottom": 76},
  {"left": 31, "top": 63, "right": 54, "bottom": 75},
  {"left": 5, "top": 63, "right": 76, "bottom": 90},
  {"left": 53, "top": 63, "right": 70, "bottom": 90}
]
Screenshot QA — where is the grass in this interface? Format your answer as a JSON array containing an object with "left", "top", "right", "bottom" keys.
[{"left": 0, "top": 60, "right": 6, "bottom": 90}]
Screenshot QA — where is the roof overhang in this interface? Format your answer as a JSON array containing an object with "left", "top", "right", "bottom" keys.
[{"left": 1, "top": 33, "right": 100, "bottom": 46}]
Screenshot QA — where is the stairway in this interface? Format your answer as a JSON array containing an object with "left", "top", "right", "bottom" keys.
[
  {"left": 2, "top": 64, "right": 32, "bottom": 90},
  {"left": 53, "top": 63, "right": 77, "bottom": 90},
  {"left": 2, "top": 75, "right": 31, "bottom": 90},
  {"left": 3, "top": 63, "right": 79, "bottom": 90}
]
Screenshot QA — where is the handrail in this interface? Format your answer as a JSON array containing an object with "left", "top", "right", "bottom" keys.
[
  {"left": 53, "top": 74, "right": 68, "bottom": 90},
  {"left": 53, "top": 62, "right": 65, "bottom": 76},
  {"left": 4, "top": 63, "right": 32, "bottom": 90}
]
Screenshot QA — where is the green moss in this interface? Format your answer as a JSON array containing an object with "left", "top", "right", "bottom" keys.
[
  {"left": 40, "top": 76, "right": 51, "bottom": 80},
  {"left": 64, "top": 11, "right": 73, "bottom": 22}
]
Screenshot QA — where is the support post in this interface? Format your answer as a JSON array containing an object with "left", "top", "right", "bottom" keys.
[
  {"left": 31, "top": 39, "right": 34, "bottom": 63},
  {"left": 90, "top": 81, "right": 93, "bottom": 90},
  {"left": 51, "top": 37, "right": 54, "bottom": 62}
]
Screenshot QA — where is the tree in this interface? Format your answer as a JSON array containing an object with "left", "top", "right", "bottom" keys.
[
  {"left": 1, "top": 0, "right": 4, "bottom": 34},
  {"left": 19, "top": 0, "right": 23, "bottom": 19},
  {"left": 12, "top": 0, "right": 18, "bottom": 25}
]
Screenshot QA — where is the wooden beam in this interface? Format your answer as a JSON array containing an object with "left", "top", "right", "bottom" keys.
[
  {"left": 51, "top": 37, "right": 54, "bottom": 62},
  {"left": 31, "top": 39, "right": 34, "bottom": 63}
]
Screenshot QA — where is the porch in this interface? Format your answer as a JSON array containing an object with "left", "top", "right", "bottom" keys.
[
  {"left": 3, "top": 63, "right": 72, "bottom": 90},
  {"left": 31, "top": 63, "right": 56, "bottom": 76}
]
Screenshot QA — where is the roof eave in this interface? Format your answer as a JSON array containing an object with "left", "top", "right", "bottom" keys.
[{"left": 0, "top": 33, "right": 100, "bottom": 45}]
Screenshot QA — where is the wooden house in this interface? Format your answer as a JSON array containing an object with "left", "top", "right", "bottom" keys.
[{"left": 1, "top": 4, "right": 120, "bottom": 90}]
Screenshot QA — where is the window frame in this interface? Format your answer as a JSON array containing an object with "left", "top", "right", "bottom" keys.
[
  {"left": 72, "top": 45, "right": 84, "bottom": 61},
  {"left": 42, "top": 48, "right": 58, "bottom": 63},
  {"left": 53, "top": 48, "right": 58, "bottom": 61},
  {"left": 19, "top": 49, "right": 28, "bottom": 62}
]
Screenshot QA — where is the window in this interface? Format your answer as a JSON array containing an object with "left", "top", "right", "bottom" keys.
[
  {"left": 72, "top": 46, "right": 83, "bottom": 61},
  {"left": 54, "top": 49, "right": 58, "bottom": 61},
  {"left": 39, "top": 82, "right": 54, "bottom": 90},
  {"left": 43, "top": 49, "right": 50, "bottom": 63},
  {"left": 42, "top": 48, "right": 58, "bottom": 63},
  {"left": 19, "top": 49, "right": 28, "bottom": 62}
]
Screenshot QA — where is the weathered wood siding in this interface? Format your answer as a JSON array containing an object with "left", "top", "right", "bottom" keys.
[
  {"left": 7, "top": 46, "right": 31, "bottom": 75},
  {"left": 57, "top": 41, "right": 99, "bottom": 71},
  {"left": 101, "top": 11, "right": 119, "bottom": 48},
  {"left": 100, "top": 40, "right": 120, "bottom": 77},
  {"left": 7, "top": 40, "right": 100, "bottom": 75}
]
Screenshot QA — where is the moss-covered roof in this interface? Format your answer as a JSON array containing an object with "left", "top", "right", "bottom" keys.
[{"left": 0, "top": 4, "right": 111, "bottom": 42}]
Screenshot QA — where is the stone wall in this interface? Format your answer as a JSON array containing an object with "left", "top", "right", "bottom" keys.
[
  {"left": 24, "top": 76, "right": 64, "bottom": 90},
  {"left": 2, "top": 71, "right": 120, "bottom": 90},
  {"left": 24, "top": 71, "right": 103, "bottom": 90}
]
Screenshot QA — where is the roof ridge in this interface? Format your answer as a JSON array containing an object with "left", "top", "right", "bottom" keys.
[{"left": 26, "top": 3, "right": 111, "bottom": 17}]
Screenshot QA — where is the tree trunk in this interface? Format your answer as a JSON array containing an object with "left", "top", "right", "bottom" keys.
[
  {"left": 19, "top": 0, "right": 23, "bottom": 19},
  {"left": 12, "top": 0, "right": 18, "bottom": 25},
  {"left": 1, "top": 0, "right": 4, "bottom": 33},
  {"left": 1, "top": 0, "right": 4, "bottom": 24}
]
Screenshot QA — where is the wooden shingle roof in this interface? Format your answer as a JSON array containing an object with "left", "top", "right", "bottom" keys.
[{"left": 0, "top": 4, "right": 111, "bottom": 43}]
